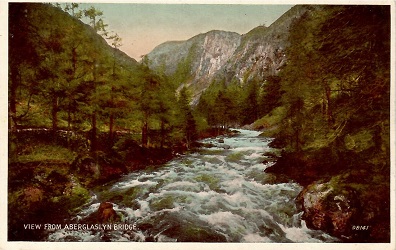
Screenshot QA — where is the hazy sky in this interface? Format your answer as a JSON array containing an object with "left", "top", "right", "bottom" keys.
[{"left": 79, "top": 3, "right": 294, "bottom": 60}]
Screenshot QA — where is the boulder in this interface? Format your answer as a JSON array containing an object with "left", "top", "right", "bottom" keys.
[
  {"left": 97, "top": 202, "right": 120, "bottom": 223},
  {"left": 72, "top": 152, "right": 127, "bottom": 185},
  {"left": 23, "top": 186, "right": 44, "bottom": 204},
  {"left": 296, "top": 174, "right": 391, "bottom": 243},
  {"left": 297, "top": 181, "right": 359, "bottom": 240}
]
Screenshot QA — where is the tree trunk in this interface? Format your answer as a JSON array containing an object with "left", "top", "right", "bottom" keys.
[
  {"left": 51, "top": 95, "right": 58, "bottom": 140},
  {"left": 325, "top": 85, "right": 334, "bottom": 126},
  {"left": 9, "top": 68, "right": 19, "bottom": 131},
  {"left": 108, "top": 84, "right": 115, "bottom": 146},
  {"left": 160, "top": 120, "right": 165, "bottom": 149},
  {"left": 66, "top": 103, "right": 73, "bottom": 148},
  {"left": 142, "top": 120, "right": 148, "bottom": 148},
  {"left": 91, "top": 112, "right": 97, "bottom": 152},
  {"left": 295, "top": 128, "right": 300, "bottom": 152},
  {"left": 109, "top": 112, "right": 114, "bottom": 146}
]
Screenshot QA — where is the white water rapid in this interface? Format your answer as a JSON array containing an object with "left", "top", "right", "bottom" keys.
[{"left": 47, "top": 129, "right": 338, "bottom": 242}]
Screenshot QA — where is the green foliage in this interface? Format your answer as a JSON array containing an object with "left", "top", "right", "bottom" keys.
[
  {"left": 241, "top": 80, "right": 260, "bottom": 125},
  {"left": 9, "top": 2, "right": 198, "bottom": 152},
  {"left": 253, "top": 106, "right": 286, "bottom": 132},
  {"left": 170, "top": 42, "right": 198, "bottom": 87},
  {"left": 14, "top": 143, "right": 76, "bottom": 164},
  {"left": 344, "top": 130, "right": 375, "bottom": 153},
  {"left": 196, "top": 73, "right": 285, "bottom": 128},
  {"left": 196, "top": 79, "right": 247, "bottom": 128},
  {"left": 62, "top": 184, "right": 91, "bottom": 211},
  {"left": 268, "top": 5, "right": 390, "bottom": 178},
  {"left": 176, "top": 86, "right": 198, "bottom": 148},
  {"left": 258, "top": 76, "right": 283, "bottom": 117}
]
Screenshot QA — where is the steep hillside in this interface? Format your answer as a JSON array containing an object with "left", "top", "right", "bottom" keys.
[
  {"left": 8, "top": 3, "right": 141, "bottom": 132},
  {"left": 148, "top": 30, "right": 241, "bottom": 96},
  {"left": 223, "top": 5, "right": 314, "bottom": 83},
  {"left": 147, "top": 5, "right": 313, "bottom": 101}
]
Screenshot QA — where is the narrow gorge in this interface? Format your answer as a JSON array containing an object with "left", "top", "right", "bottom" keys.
[{"left": 7, "top": 3, "right": 391, "bottom": 245}]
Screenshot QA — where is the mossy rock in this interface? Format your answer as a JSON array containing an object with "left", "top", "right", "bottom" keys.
[
  {"left": 98, "top": 186, "right": 143, "bottom": 209},
  {"left": 150, "top": 195, "right": 175, "bottom": 211},
  {"left": 194, "top": 174, "right": 220, "bottom": 191},
  {"left": 72, "top": 151, "right": 127, "bottom": 185},
  {"left": 225, "top": 152, "right": 244, "bottom": 162},
  {"left": 137, "top": 212, "right": 227, "bottom": 242},
  {"left": 298, "top": 172, "right": 390, "bottom": 242}
]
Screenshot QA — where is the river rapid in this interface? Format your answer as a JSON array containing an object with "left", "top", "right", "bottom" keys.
[{"left": 47, "top": 129, "right": 338, "bottom": 242}]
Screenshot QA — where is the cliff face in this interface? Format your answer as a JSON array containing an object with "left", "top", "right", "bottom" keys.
[
  {"left": 148, "top": 30, "right": 241, "bottom": 96},
  {"left": 147, "top": 5, "right": 312, "bottom": 101},
  {"left": 194, "top": 31, "right": 241, "bottom": 84}
]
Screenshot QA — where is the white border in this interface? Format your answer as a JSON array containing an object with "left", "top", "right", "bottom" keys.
[{"left": 0, "top": 1, "right": 394, "bottom": 250}]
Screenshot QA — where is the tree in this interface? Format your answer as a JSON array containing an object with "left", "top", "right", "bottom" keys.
[
  {"left": 138, "top": 58, "right": 162, "bottom": 148},
  {"left": 241, "top": 80, "right": 260, "bottom": 125},
  {"left": 83, "top": 6, "right": 108, "bottom": 35},
  {"left": 82, "top": 6, "right": 109, "bottom": 151},
  {"left": 63, "top": 3, "right": 83, "bottom": 19},
  {"left": 258, "top": 75, "right": 283, "bottom": 117},
  {"left": 9, "top": 3, "right": 44, "bottom": 130},
  {"left": 273, "top": 5, "right": 390, "bottom": 171},
  {"left": 178, "top": 87, "right": 197, "bottom": 148},
  {"left": 106, "top": 32, "right": 123, "bottom": 145}
]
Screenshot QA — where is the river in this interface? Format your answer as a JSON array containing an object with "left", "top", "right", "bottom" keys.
[{"left": 47, "top": 129, "right": 338, "bottom": 242}]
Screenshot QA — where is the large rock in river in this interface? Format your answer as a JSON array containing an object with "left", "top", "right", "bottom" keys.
[
  {"left": 72, "top": 151, "right": 127, "bottom": 185},
  {"left": 296, "top": 174, "right": 390, "bottom": 242},
  {"left": 297, "top": 182, "right": 359, "bottom": 239},
  {"left": 97, "top": 202, "right": 120, "bottom": 223}
]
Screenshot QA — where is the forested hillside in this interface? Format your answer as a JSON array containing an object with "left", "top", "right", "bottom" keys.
[
  {"left": 9, "top": 3, "right": 201, "bottom": 151},
  {"left": 149, "top": 4, "right": 391, "bottom": 241},
  {"left": 261, "top": 5, "right": 390, "bottom": 242},
  {"left": 8, "top": 3, "right": 391, "bottom": 243},
  {"left": 8, "top": 3, "right": 202, "bottom": 241}
]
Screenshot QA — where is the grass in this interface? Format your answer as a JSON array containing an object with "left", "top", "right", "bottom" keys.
[
  {"left": 14, "top": 143, "right": 76, "bottom": 164},
  {"left": 252, "top": 106, "right": 286, "bottom": 133}
]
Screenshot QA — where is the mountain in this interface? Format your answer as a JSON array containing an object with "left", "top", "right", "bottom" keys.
[
  {"left": 148, "top": 30, "right": 241, "bottom": 96},
  {"left": 147, "top": 5, "right": 314, "bottom": 102}
]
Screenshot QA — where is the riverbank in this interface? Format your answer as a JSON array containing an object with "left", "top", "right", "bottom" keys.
[
  {"left": 8, "top": 127, "right": 237, "bottom": 240},
  {"left": 46, "top": 129, "right": 338, "bottom": 242},
  {"left": 264, "top": 144, "right": 390, "bottom": 242}
]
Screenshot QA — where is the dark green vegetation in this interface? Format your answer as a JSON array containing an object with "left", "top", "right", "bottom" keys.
[
  {"left": 262, "top": 6, "right": 390, "bottom": 242},
  {"left": 9, "top": 3, "right": 203, "bottom": 150},
  {"left": 7, "top": 3, "right": 210, "bottom": 241},
  {"left": 8, "top": 3, "right": 390, "bottom": 243},
  {"left": 152, "top": 5, "right": 391, "bottom": 242}
]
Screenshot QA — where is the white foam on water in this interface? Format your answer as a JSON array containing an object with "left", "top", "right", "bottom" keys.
[
  {"left": 48, "top": 230, "right": 101, "bottom": 242},
  {"left": 132, "top": 200, "right": 150, "bottom": 217},
  {"left": 198, "top": 211, "right": 248, "bottom": 237},
  {"left": 111, "top": 179, "right": 157, "bottom": 190},
  {"left": 242, "top": 233, "right": 272, "bottom": 243},
  {"left": 47, "top": 129, "right": 338, "bottom": 243},
  {"left": 245, "top": 152, "right": 264, "bottom": 159},
  {"left": 278, "top": 221, "right": 337, "bottom": 243},
  {"left": 162, "top": 180, "right": 201, "bottom": 192},
  {"left": 249, "top": 162, "right": 270, "bottom": 171},
  {"left": 230, "top": 146, "right": 264, "bottom": 152}
]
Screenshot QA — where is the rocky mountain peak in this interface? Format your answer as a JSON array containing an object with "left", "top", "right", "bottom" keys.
[{"left": 147, "top": 5, "right": 312, "bottom": 102}]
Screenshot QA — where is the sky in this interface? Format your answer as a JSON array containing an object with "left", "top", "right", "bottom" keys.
[{"left": 78, "top": 3, "right": 294, "bottom": 60}]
